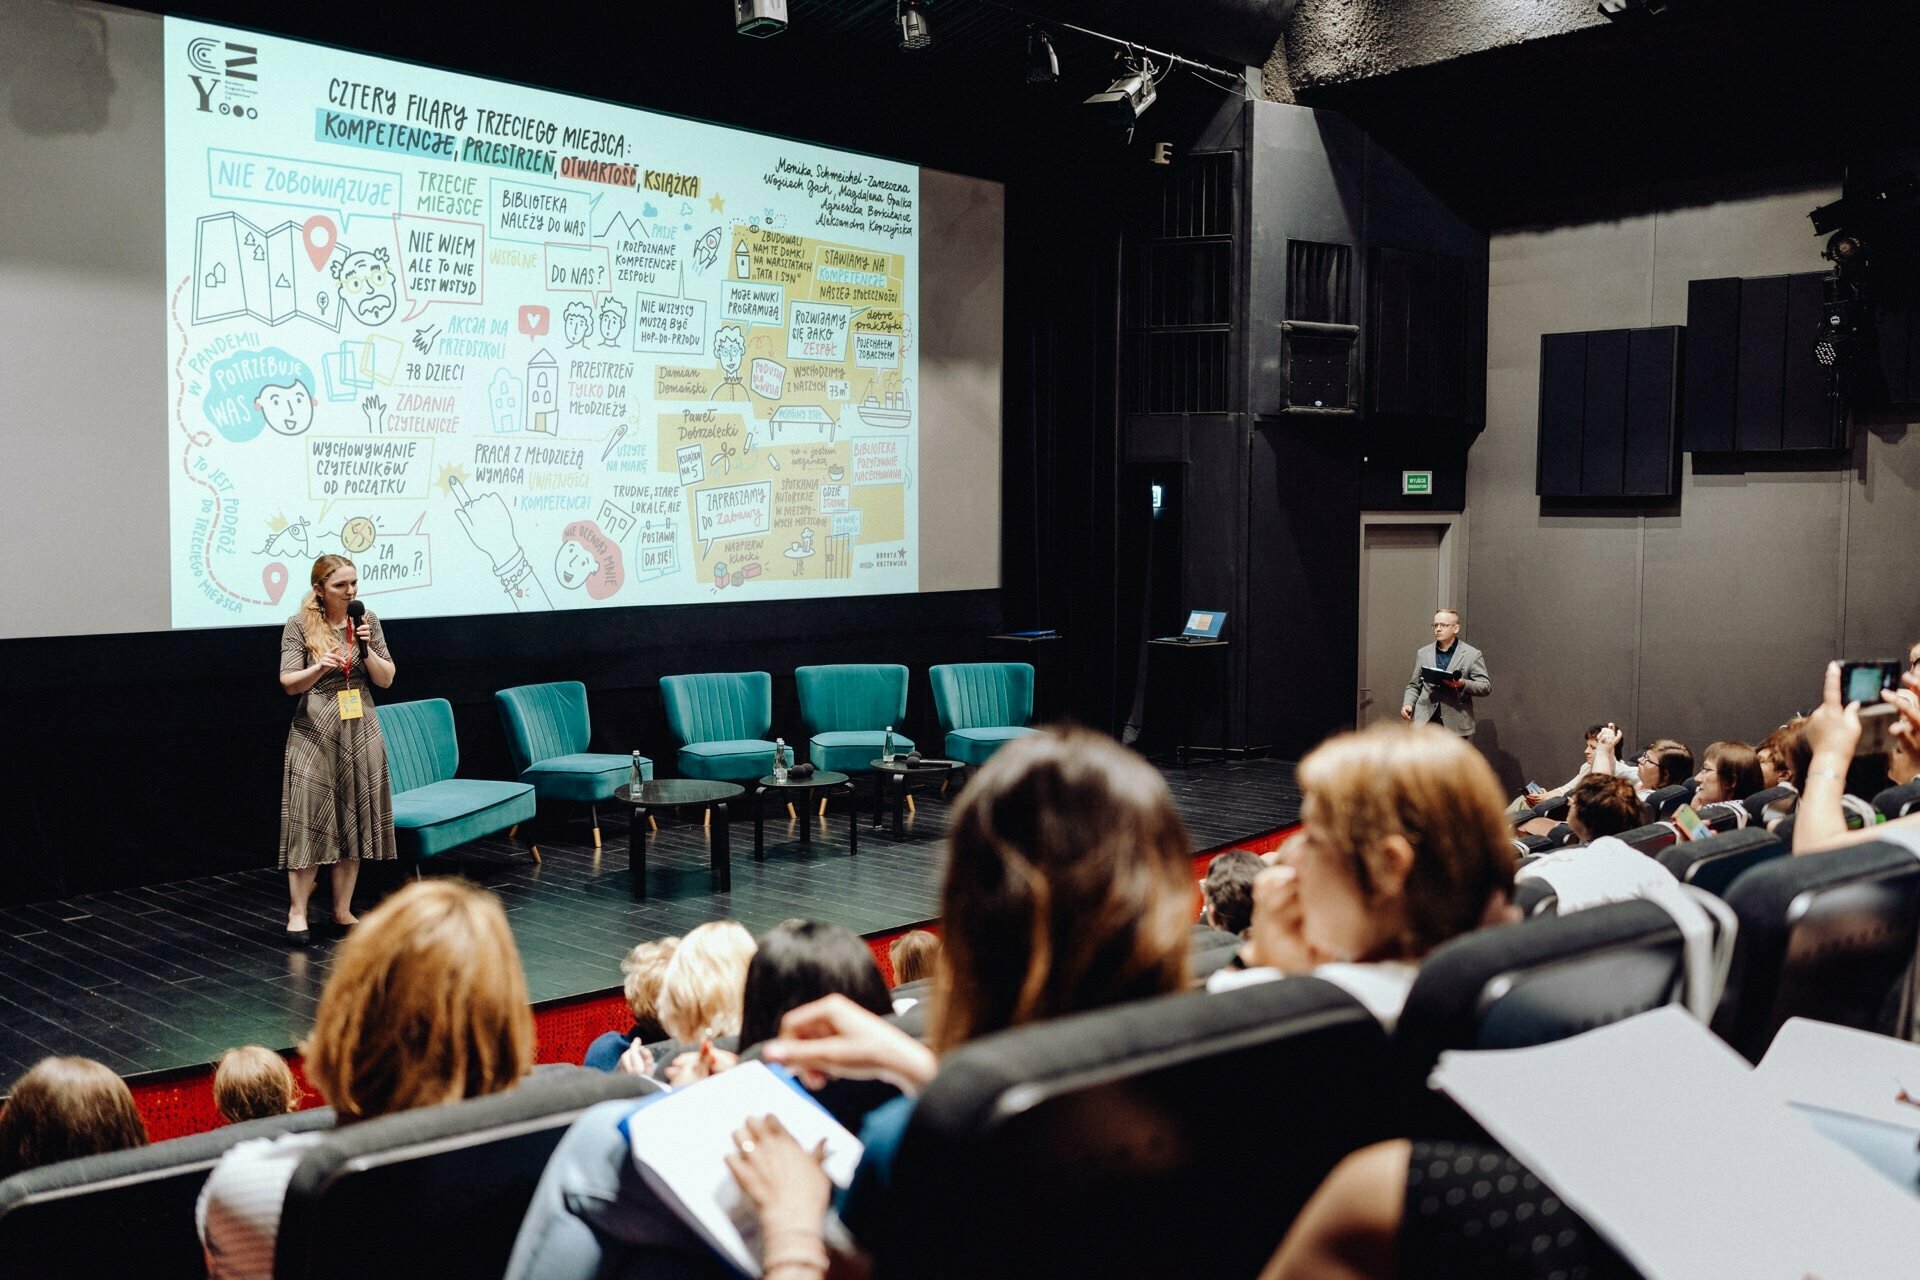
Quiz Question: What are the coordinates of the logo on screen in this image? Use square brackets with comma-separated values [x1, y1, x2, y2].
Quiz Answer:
[185, 37, 260, 117]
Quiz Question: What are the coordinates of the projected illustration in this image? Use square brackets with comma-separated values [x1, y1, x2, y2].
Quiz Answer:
[165, 19, 919, 627]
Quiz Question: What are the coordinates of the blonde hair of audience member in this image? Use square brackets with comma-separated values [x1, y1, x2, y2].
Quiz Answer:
[304, 879, 533, 1122]
[931, 726, 1194, 1053]
[1696, 740, 1763, 806]
[213, 1047, 299, 1126]
[0, 1056, 149, 1177]
[656, 920, 757, 1042]
[1252, 723, 1515, 969]
[887, 929, 941, 987]
[620, 937, 678, 1026]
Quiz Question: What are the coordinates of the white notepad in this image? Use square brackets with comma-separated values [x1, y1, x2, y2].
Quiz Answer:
[1431, 1008, 1920, 1280]
[623, 1061, 864, 1276]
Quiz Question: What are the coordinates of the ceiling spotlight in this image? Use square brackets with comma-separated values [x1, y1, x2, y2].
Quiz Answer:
[733, 0, 787, 38]
[898, 0, 931, 51]
[1824, 230, 1868, 270]
[1026, 27, 1059, 84]
[1084, 56, 1158, 128]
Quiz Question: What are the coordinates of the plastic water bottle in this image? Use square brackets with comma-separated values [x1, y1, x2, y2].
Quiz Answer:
[883, 725, 897, 764]
[630, 751, 644, 794]
[773, 738, 789, 783]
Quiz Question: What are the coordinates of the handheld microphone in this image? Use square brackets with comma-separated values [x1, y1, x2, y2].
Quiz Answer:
[345, 600, 367, 661]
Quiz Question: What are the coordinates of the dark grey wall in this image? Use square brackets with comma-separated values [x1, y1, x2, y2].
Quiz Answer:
[1467, 184, 1920, 789]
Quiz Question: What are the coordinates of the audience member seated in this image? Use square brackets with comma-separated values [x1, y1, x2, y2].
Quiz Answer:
[621, 921, 756, 1085]
[1201, 848, 1263, 937]
[0, 1056, 148, 1179]
[1565, 773, 1642, 844]
[1594, 725, 1693, 801]
[886, 929, 940, 988]
[1693, 740, 1764, 809]
[505, 725, 1198, 1280]
[1205, 723, 1517, 1030]
[213, 1047, 299, 1126]
[1503, 722, 1634, 820]
[196, 879, 534, 1280]
[582, 937, 678, 1072]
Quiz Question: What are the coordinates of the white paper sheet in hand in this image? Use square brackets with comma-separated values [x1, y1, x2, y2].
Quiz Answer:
[624, 1061, 864, 1276]
[1754, 1016, 1920, 1132]
[1431, 1007, 1920, 1280]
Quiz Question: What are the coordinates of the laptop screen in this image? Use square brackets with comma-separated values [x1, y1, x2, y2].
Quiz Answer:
[1182, 610, 1226, 639]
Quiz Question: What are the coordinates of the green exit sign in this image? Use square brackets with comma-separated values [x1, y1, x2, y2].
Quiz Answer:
[1402, 470, 1434, 496]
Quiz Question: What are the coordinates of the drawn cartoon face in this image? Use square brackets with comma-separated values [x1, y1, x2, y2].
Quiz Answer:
[554, 537, 599, 590]
[255, 381, 314, 436]
[333, 250, 396, 325]
[714, 326, 745, 378]
[564, 302, 595, 347]
[598, 300, 627, 346]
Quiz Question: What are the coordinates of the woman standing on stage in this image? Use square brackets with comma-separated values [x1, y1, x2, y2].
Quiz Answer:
[277, 554, 395, 943]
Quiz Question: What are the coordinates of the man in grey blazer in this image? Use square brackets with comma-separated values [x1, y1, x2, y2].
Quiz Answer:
[1400, 608, 1491, 737]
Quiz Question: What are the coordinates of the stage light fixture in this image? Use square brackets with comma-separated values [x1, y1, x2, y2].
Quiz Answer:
[898, 0, 931, 50]
[1084, 55, 1158, 128]
[1026, 27, 1059, 83]
[1825, 230, 1868, 269]
[733, 0, 787, 38]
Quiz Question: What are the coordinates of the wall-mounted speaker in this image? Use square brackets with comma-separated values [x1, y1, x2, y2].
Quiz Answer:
[1280, 320, 1358, 415]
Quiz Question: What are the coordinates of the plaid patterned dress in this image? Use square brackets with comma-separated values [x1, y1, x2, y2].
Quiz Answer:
[278, 614, 397, 870]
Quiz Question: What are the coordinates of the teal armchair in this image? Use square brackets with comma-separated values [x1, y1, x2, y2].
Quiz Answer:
[379, 698, 538, 864]
[929, 663, 1041, 766]
[495, 681, 650, 848]
[659, 672, 777, 784]
[795, 664, 914, 775]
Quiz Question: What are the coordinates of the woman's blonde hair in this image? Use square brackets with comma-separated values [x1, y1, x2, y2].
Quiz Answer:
[213, 1045, 299, 1125]
[656, 921, 756, 1041]
[1296, 723, 1516, 960]
[303, 879, 533, 1123]
[620, 937, 679, 1022]
[932, 727, 1193, 1054]
[888, 929, 942, 986]
[297, 553, 355, 660]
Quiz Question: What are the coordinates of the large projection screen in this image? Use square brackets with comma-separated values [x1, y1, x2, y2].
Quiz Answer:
[0, 2, 1002, 639]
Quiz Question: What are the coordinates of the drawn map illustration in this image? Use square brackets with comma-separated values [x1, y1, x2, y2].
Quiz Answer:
[165, 19, 919, 626]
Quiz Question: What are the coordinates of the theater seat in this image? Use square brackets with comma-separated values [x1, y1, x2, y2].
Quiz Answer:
[1617, 821, 1683, 856]
[1393, 901, 1690, 1132]
[0, 1106, 333, 1280]
[871, 979, 1395, 1280]
[1656, 827, 1785, 897]
[1645, 782, 1693, 818]
[1874, 778, 1920, 819]
[1712, 840, 1920, 1062]
[273, 1068, 655, 1280]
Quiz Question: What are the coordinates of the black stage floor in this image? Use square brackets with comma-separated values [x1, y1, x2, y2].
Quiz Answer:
[0, 757, 1299, 1083]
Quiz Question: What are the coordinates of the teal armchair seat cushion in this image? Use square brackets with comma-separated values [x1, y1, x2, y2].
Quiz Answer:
[795, 665, 911, 775]
[379, 698, 535, 860]
[496, 681, 650, 803]
[929, 663, 1037, 767]
[519, 753, 648, 802]
[392, 778, 536, 860]
[810, 730, 916, 775]
[678, 739, 777, 783]
[944, 726, 1040, 767]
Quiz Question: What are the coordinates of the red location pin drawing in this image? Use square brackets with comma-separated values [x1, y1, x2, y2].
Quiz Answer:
[263, 562, 289, 605]
[302, 216, 339, 272]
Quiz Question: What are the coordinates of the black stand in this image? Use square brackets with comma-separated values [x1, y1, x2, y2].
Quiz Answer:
[1147, 638, 1232, 766]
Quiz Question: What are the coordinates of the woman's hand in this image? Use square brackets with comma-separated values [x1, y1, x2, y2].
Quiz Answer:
[725, 1114, 831, 1243]
[664, 1041, 738, 1086]
[1884, 672, 1920, 744]
[1242, 864, 1324, 974]
[761, 993, 938, 1094]
[1806, 661, 1862, 760]
[615, 1040, 655, 1079]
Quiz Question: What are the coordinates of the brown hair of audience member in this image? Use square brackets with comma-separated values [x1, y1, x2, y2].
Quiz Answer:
[303, 879, 533, 1124]
[1700, 741, 1765, 804]
[213, 1046, 298, 1125]
[931, 727, 1194, 1055]
[1779, 717, 1813, 791]
[656, 920, 757, 1042]
[888, 929, 941, 987]
[0, 1056, 148, 1177]
[1567, 773, 1642, 842]
[620, 937, 679, 1029]
[1639, 738, 1695, 791]
[1295, 723, 1516, 959]
[1203, 849, 1265, 937]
